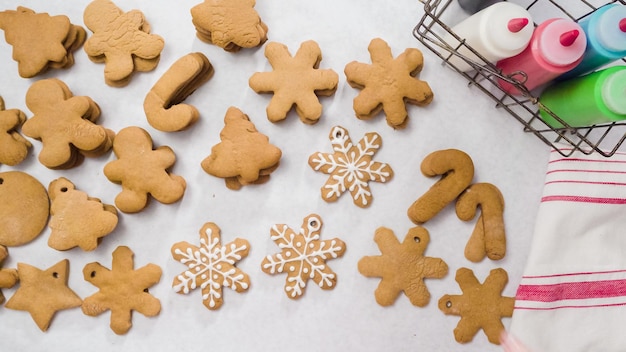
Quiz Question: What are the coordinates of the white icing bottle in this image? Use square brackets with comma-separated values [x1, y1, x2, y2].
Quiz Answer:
[442, 2, 534, 72]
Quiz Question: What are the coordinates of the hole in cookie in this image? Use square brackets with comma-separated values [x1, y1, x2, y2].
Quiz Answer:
[446, 300, 452, 308]
[60, 187, 68, 192]
[413, 236, 421, 243]
[335, 130, 343, 139]
[309, 220, 318, 227]
[52, 272, 59, 278]
[0, 178, 3, 185]
[143, 288, 149, 293]
[90, 271, 96, 278]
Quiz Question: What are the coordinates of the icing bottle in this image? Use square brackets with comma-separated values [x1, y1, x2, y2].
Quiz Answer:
[442, 2, 533, 72]
[559, 3, 626, 79]
[539, 65, 626, 128]
[496, 18, 587, 95]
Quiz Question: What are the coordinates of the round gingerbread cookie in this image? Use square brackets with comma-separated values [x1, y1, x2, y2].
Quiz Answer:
[0, 171, 50, 246]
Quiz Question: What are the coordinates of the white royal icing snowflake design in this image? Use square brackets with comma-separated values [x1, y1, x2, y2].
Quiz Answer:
[171, 222, 250, 310]
[261, 214, 346, 299]
[308, 126, 393, 208]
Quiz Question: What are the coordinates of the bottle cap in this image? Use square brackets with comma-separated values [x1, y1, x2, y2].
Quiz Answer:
[602, 68, 626, 115]
[596, 5, 626, 53]
[483, 2, 533, 55]
[539, 19, 587, 66]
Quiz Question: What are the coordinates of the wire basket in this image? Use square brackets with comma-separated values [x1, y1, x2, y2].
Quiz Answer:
[413, 0, 626, 157]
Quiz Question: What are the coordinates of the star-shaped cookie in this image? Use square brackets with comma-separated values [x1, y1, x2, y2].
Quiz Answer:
[308, 126, 393, 208]
[82, 246, 162, 335]
[358, 226, 448, 307]
[249, 40, 338, 124]
[344, 37, 433, 129]
[261, 214, 346, 299]
[5, 259, 82, 331]
[439, 267, 515, 345]
[172, 222, 250, 310]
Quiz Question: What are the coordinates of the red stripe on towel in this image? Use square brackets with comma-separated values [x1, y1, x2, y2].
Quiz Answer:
[541, 195, 626, 204]
[517, 279, 626, 302]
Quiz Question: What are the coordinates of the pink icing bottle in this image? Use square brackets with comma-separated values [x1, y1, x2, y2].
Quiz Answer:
[496, 18, 587, 95]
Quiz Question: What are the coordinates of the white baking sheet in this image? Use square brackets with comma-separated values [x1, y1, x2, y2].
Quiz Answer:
[0, 1, 550, 351]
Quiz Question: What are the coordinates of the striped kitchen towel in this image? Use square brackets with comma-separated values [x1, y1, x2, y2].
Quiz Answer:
[510, 146, 626, 352]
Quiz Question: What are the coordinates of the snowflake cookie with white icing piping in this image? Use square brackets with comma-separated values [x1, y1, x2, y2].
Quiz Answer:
[308, 126, 394, 208]
[261, 214, 346, 299]
[171, 222, 251, 310]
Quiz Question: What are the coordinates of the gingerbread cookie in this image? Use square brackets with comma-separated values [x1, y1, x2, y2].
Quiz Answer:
[22, 78, 114, 169]
[408, 149, 474, 224]
[201, 106, 281, 190]
[456, 182, 506, 262]
[344, 37, 433, 129]
[358, 226, 448, 307]
[172, 222, 250, 310]
[439, 268, 515, 345]
[308, 126, 393, 208]
[144, 52, 214, 132]
[191, 0, 268, 52]
[0, 6, 85, 77]
[83, 0, 164, 86]
[0, 171, 49, 247]
[48, 177, 118, 251]
[82, 246, 162, 335]
[0, 246, 18, 305]
[261, 214, 346, 299]
[0, 96, 31, 166]
[104, 126, 186, 213]
[5, 259, 82, 331]
[249, 40, 338, 124]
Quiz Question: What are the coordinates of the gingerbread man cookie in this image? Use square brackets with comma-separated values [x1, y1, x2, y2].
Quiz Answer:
[191, 0, 268, 52]
[358, 226, 448, 307]
[249, 40, 338, 124]
[439, 268, 515, 345]
[261, 214, 346, 299]
[83, 0, 164, 86]
[48, 177, 118, 251]
[308, 126, 393, 208]
[172, 222, 251, 310]
[201, 106, 282, 190]
[344, 37, 433, 129]
[0, 246, 18, 305]
[0, 96, 30, 166]
[82, 246, 162, 335]
[104, 126, 186, 213]
[6, 259, 82, 331]
[22, 78, 114, 169]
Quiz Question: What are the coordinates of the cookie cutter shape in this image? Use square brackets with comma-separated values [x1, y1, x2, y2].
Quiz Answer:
[83, 0, 164, 86]
[5, 259, 82, 331]
[172, 222, 251, 310]
[308, 126, 393, 208]
[344, 37, 433, 129]
[48, 177, 118, 251]
[144, 52, 214, 132]
[0, 96, 31, 166]
[201, 106, 281, 190]
[408, 149, 474, 224]
[0, 171, 49, 247]
[0, 246, 18, 305]
[261, 214, 346, 299]
[249, 40, 339, 124]
[82, 246, 162, 335]
[358, 226, 448, 307]
[0, 7, 85, 77]
[104, 126, 186, 213]
[191, 0, 268, 52]
[456, 182, 506, 262]
[439, 268, 515, 345]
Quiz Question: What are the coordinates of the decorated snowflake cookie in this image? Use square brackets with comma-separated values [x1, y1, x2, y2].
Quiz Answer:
[261, 214, 346, 299]
[308, 126, 393, 208]
[171, 222, 251, 310]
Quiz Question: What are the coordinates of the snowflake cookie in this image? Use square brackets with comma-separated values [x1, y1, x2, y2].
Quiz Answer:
[439, 267, 514, 345]
[172, 222, 251, 310]
[261, 214, 346, 299]
[358, 226, 448, 307]
[344, 37, 433, 129]
[308, 126, 393, 208]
